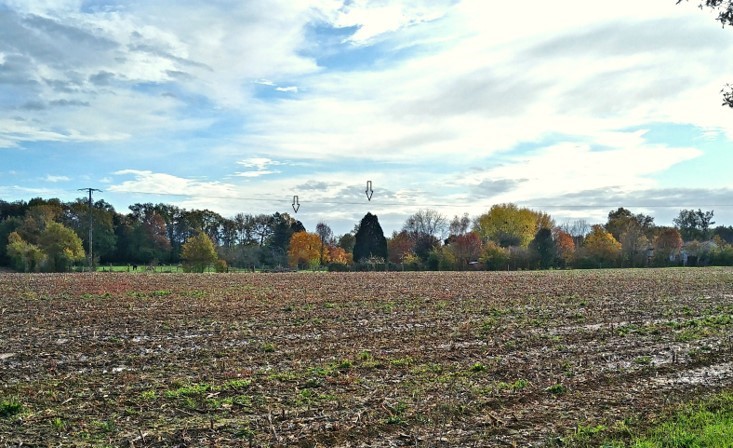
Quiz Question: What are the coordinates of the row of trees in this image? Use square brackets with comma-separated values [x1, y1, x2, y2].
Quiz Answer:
[0, 198, 305, 272]
[2, 196, 733, 272]
[288, 205, 733, 271]
[378, 205, 733, 271]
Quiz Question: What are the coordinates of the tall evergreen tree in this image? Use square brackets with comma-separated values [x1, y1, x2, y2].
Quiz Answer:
[353, 213, 388, 262]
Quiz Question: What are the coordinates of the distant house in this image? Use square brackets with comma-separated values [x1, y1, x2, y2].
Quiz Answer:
[679, 241, 718, 266]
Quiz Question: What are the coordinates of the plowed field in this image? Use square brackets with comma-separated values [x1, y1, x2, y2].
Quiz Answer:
[1, 268, 733, 446]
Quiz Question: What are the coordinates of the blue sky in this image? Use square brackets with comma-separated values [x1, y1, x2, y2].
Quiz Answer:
[2, 0, 733, 236]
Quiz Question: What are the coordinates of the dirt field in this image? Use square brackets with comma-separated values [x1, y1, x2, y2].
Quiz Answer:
[1, 268, 732, 447]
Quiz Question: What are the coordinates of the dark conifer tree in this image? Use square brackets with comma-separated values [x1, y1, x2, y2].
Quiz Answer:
[353, 212, 388, 262]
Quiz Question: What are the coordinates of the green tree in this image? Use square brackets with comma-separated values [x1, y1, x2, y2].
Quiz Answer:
[181, 232, 218, 273]
[337, 233, 356, 254]
[605, 208, 654, 241]
[529, 228, 556, 269]
[0, 217, 22, 267]
[674, 209, 715, 241]
[6, 232, 46, 272]
[480, 241, 510, 270]
[38, 222, 85, 272]
[353, 213, 388, 263]
[265, 213, 304, 266]
[713, 225, 733, 244]
[63, 198, 117, 263]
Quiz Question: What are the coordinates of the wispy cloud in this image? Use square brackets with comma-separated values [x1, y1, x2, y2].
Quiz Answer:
[44, 175, 70, 183]
[110, 170, 237, 197]
[234, 158, 283, 178]
[2, 1, 733, 234]
[275, 86, 298, 93]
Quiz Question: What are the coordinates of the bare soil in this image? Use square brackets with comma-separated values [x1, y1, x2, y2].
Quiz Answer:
[1, 268, 732, 447]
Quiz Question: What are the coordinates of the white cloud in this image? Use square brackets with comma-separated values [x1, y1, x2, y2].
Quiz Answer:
[4, 1, 733, 233]
[110, 170, 238, 198]
[326, 0, 455, 45]
[275, 86, 299, 93]
[234, 158, 283, 177]
[468, 141, 703, 203]
[44, 175, 70, 183]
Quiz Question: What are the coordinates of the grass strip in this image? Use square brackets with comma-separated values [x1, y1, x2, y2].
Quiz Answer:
[567, 391, 733, 447]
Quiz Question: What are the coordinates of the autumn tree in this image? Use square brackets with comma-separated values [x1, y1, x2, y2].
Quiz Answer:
[559, 219, 590, 248]
[288, 232, 323, 269]
[474, 203, 554, 248]
[554, 229, 576, 268]
[604, 208, 654, 267]
[327, 245, 351, 265]
[315, 222, 334, 266]
[445, 232, 483, 270]
[388, 230, 415, 264]
[353, 213, 388, 263]
[181, 232, 218, 273]
[578, 225, 621, 268]
[605, 208, 654, 241]
[653, 227, 684, 266]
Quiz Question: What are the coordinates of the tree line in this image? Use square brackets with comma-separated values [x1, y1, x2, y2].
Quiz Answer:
[2, 197, 732, 272]
[376, 205, 733, 271]
[0, 198, 305, 272]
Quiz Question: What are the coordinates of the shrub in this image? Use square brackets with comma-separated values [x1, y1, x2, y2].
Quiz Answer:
[327, 262, 348, 272]
[214, 259, 228, 273]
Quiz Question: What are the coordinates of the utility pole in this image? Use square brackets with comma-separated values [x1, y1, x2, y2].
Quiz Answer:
[78, 188, 102, 272]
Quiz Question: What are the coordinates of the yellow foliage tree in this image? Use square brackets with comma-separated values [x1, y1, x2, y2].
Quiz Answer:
[580, 225, 621, 268]
[288, 232, 322, 268]
[474, 203, 554, 248]
[181, 232, 218, 273]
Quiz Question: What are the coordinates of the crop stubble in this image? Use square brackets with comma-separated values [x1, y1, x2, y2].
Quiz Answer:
[1, 268, 733, 446]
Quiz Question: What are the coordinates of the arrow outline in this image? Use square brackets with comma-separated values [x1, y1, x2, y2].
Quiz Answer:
[365, 180, 373, 201]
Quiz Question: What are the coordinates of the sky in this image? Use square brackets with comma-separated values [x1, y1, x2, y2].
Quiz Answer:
[2, 0, 733, 236]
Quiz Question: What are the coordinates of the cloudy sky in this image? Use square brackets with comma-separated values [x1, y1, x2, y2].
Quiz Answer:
[2, 0, 733, 236]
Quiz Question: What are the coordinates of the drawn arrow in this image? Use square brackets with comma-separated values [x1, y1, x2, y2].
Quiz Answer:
[365, 180, 373, 201]
[292, 195, 300, 213]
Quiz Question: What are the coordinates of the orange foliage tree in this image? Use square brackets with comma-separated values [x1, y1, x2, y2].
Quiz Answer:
[288, 232, 321, 268]
[653, 228, 683, 266]
[554, 229, 576, 267]
[387, 231, 414, 264]
[327, 245, 351, 265]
